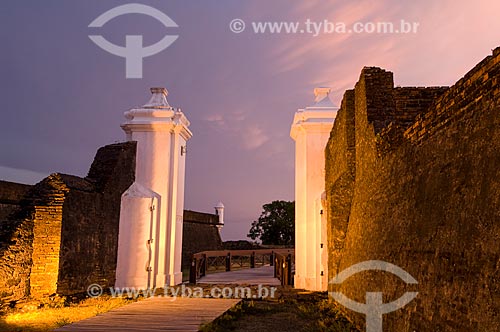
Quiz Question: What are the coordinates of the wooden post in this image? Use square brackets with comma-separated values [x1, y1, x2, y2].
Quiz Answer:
[281, 258, 286, 286]
[225, 252, 231, 271]
[286, 254, 292, 286]
[273, 256, 278, 278]
[200, 254, 207, 277]
[270, 251, 274, 266]
[189, 256, 197, 284]
[250, 251, 255, 268]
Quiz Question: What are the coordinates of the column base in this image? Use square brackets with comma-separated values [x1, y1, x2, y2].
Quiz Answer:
[154, 273, 167, 288]
[164, 272, 183, 286]
[115, 275, 149, 290]
[294, 275, 323, 291]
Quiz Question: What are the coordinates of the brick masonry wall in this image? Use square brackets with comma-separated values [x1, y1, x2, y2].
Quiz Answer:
[326, 48, 500, 331]
[325, 89, 356, 274]
[182, 210, 223, 270]
[0, 181, 32, 203]
[1, 141, 225, 302]
[404, 47, 500, 144]
[0, 207, 33, 303]
[0, 181, 33, 303]
[0, 142, 137, 303]
[0, 181, 31, 220]
[57, 142, 136, 295]
[29, 175, 68, 299]
[393, 87, 449, 128]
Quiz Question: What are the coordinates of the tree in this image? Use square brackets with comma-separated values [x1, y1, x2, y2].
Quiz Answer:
[247, 200, 295, 245]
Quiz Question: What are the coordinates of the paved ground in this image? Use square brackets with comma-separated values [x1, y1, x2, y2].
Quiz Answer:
[55, 297, 240, 332]
[197, 265, 280, 285]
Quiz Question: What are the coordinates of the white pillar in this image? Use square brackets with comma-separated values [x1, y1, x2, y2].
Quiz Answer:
[290, 87, 337, 291]
[116, 87, 192, 289]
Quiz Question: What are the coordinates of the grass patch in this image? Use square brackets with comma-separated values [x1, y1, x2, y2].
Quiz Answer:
[0, 296, 135, 332]
[200, 291, 359, 332]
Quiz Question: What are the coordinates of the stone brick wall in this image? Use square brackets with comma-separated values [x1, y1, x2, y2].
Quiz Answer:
[0, 205, 33, 303]
[0, 142, 136, 303]
[0, 180, 31, 220]
[1, 140, 226, 302]
[404, 47, 500, 144]
[325, 48, 500, 331]
[29, 175, 68, 299]
[325, 89, 356, 274]
[57, 142, 136, 295]
[182, 210, 223, 270]
[0, 181, 33, 303]
[393, 87, 449, 128]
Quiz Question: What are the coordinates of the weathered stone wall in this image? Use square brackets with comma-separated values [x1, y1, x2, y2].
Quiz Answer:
[325, 89, 356, 274]
[393, 87, 449, 128]
[0, 181, 33, 303]
[57, 142, 136, 295]
[0, 142, 136, 302]
[0, 181, 31, 220]
[29, 175, 68, 299]
[182, 210, 223, 270]
[326, 48, 500, 331]
[0, 202, 33, 303]
[0, 141, 226, 301]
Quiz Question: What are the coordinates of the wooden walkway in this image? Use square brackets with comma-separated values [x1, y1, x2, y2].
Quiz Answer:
[55, 297, 240, 332]
[197, 265, 280, 285]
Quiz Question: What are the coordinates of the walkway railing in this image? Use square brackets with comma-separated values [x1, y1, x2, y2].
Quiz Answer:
[273, 251, 294, 286]
[189, 249, 294, 286]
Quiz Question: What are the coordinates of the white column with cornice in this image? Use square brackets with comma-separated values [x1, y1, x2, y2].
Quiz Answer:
[290, 87, 337, 291]
[116, 87, 192, 289]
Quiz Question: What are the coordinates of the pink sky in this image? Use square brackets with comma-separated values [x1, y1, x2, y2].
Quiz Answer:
[1, 0, 499, 240]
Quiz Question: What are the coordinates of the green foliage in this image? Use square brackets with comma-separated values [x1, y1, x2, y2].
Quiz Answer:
[247, 200, 295, 245]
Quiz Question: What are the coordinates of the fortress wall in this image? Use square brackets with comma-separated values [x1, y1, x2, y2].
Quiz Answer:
[29, 175, 68, 299]
[57, 142, 136, 295]
[0, 143, 136, 302]
[404, 47, 500, 144]
[0, 199, 33, 303]
[376, 87, 449, 155]
[182, 210, 223, 271]
[0, 181, 31, 220]
[325, 89, 356, 274]
[1, 141, 224, 302]
[326, 48, 500, 331]
[393, 87, 449, 128]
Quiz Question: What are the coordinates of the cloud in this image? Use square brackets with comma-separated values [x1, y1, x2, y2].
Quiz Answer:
[205, 111, 269, 150]
[205, 113, 226, 127]
[242, 125, 270, 150]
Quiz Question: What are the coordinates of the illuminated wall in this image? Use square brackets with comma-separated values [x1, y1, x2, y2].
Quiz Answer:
[325, 48, 500, 330]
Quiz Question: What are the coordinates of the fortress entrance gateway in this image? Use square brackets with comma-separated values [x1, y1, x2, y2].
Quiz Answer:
[115, 88, 192, 288]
